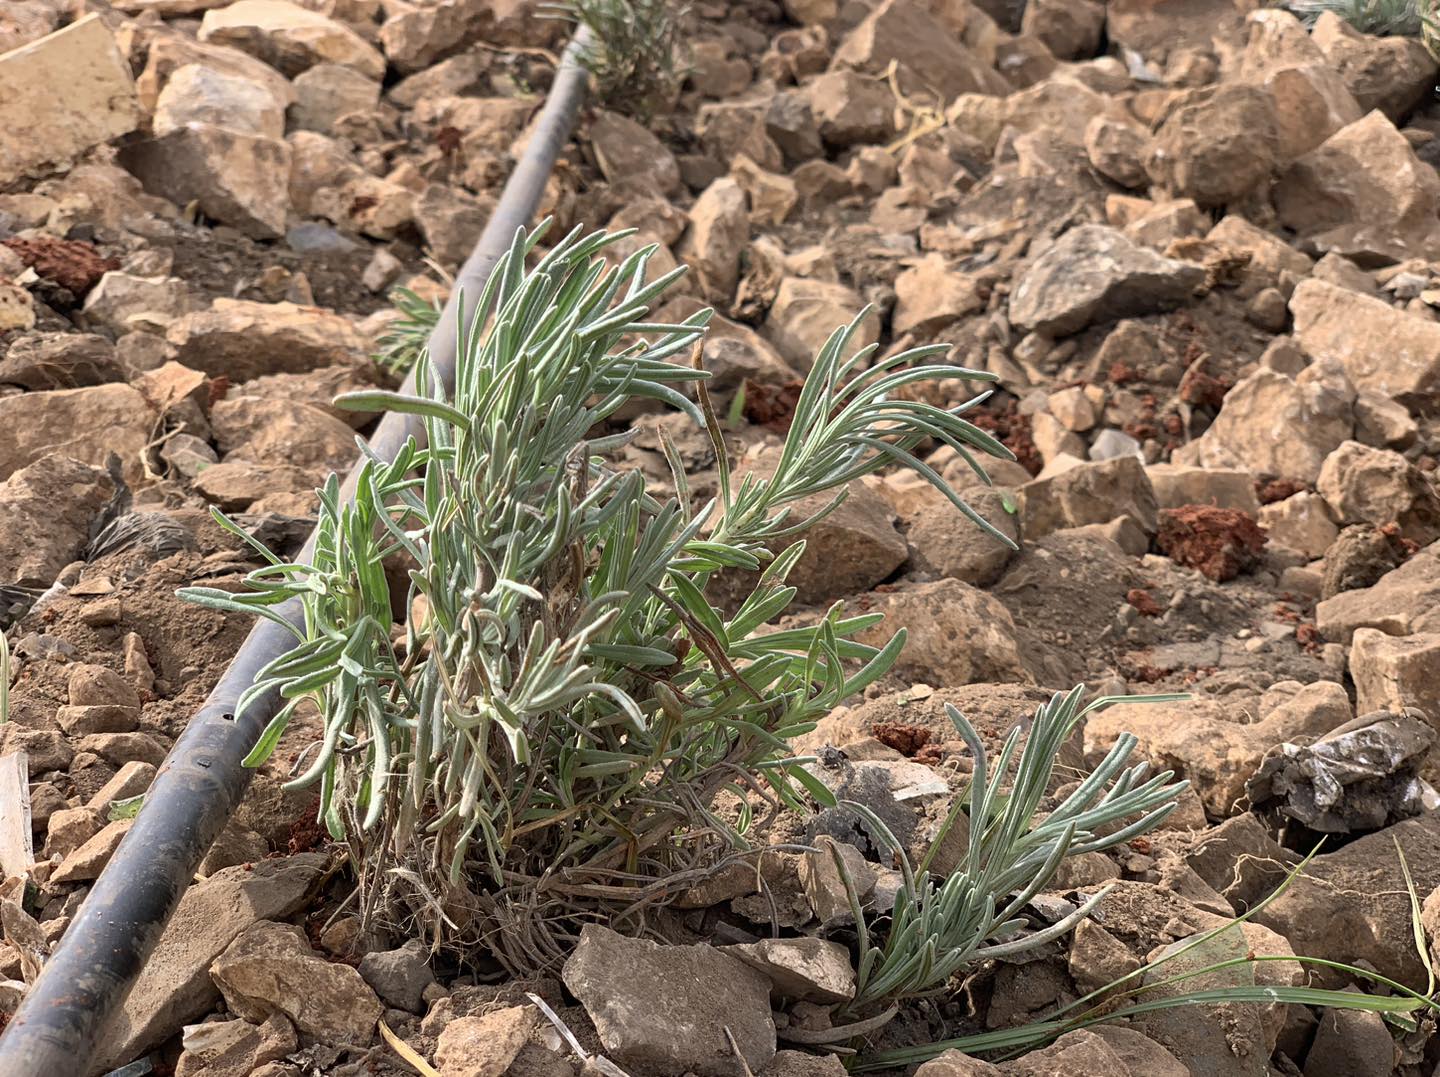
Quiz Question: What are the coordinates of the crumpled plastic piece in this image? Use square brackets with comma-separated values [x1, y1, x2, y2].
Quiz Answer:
[1246, 710, 1439, 833]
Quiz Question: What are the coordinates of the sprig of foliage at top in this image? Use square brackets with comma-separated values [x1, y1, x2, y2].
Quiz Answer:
[1285, 0, 1431, 38]
[179, 222, 1024, 969]
[372, 286, 443, 378]
[562, 0, 688, 121]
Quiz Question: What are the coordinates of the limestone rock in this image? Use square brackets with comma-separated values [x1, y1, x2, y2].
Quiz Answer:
[1259, 491, 1339, 559]
[1146, 463, 1260, 515]
[1290, 279, 1440, 410]
[1206, 215, 1314, 298]
[1002, 1028, 1188, 1076]
[211, 920, 382, 1044]
[830, 0, 1008, 100]
[1009, 225, 1204, 336]
[1317, 441, 1440, 544]
[806, 69, 897, 149]
[290, 64, 380, 135]
[0, 283, 34, 332]
[413, 183, 490, 270]
[1020, 456, 1158, 538]
[83, 272, 201, 335]
[677, 177, 749, 304]
[1172, 367, 1352, 484]
[166, 299, 369, 382]
[1255, 812, 1440, 986]
[174, 1014, 296, 1077]
[853, 578, 1029, 687]
[0, 384, 155, 485]
[154, 63, 287, 140]
[1021, 0, 1103, 60]
[562, 924, 776, 1077]
[356, 939, 436, 1013]
[917, 1050, 1003, 1077]
[1084, 116, 1149, 188]
[1276, 111, 1440, 264]
[897, 482, 1019, 587]
[0, 455, 115, 588]
[1304, 1006, 1396, 1077]
[200, 0, 385, 78]
[433, 1006, 538, 1077]
[1350, 628, 1440, 717]
[1134, 924, 1300, 1075]
[764, 276, 879, 369]
[893, 254, 984, 335]
[1145, 84, 1279, 207]
[0, 15, 142, 186]
[726, 938, 856, 1003]
[1312, 11, 1438, 121]
[121, 124, 292, 239]
[589, 110, 681, 195]
[1085, 682, 1353, 817]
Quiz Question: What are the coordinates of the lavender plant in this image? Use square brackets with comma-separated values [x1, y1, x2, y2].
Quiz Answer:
[181, 223, 1021, 967]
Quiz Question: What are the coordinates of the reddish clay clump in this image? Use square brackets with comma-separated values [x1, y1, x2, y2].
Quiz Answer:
[1255, 477, 1306, 504]
[2, 235, 117, 296]
[1126, 588, 1162, 616]
[1157, 505, 1267, 582]
[742, 378, 804, 433]
[872, 721, 932, 757]
[970, 403, 1042, 475]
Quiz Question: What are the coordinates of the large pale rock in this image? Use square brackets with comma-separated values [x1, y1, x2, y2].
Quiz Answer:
[154, 63, 287, 140]
[589, 110, 681, 195]
[434, 1006, 538, 1077]
[782, 481, 907, 605]
[173, 1013, 296, 1077]
[0, 15, 141, 186]
[806, 69, 897, 148]
[0, 455, 115, 588]
[1146, 463, 1260, 515]
[1350, 628, 1440, 717]
[1259, 491, 1339, 559]
[896, 482, 1019, 587]
[413, 183, 489, 270]
[211, 920, 382, 1044]
[1239, 11, 1362, 161]
[1145, 84, 1279, 207]
[166, 299, 369, 381]
[1135, 924, 1300, 1075]
[0, 384, 155, 485]
[120, 124, 292, 239]
[1173, 367, 1353, 483]
[764, 277, 879, 369]
[83, 272, 201, 335]
[1276, 111, 1440, 265]
[1021, 0, 1103, 60]
[137, 32, 296, 116]
[1317, 543, 1440, 643]
[726, 938, 856, 1003]
[1312, 11, 1438, 121]
[831, 0, 1008, 100]
[1206, 214, 1314, 297]
[1085, 682, 1353, 818]
[0, 332, 120, 390]
[1009, 225, 1204, 336]
[1317, 441, 1440, 544]
[562, 924, 776, 1077]
[677, 177, 749, 304]
[200, 0, 385, 78]
[289, 63, 380, 135]
[893, 254, 984, 334]
[1256, 812, 1440, 986]
[1021, 456, 1158, 538]
[211, 395, 357, 472]
[1290, 279, 1440, 410]
[95, 854, 328, 1071]
[853, 578, 1029, 687]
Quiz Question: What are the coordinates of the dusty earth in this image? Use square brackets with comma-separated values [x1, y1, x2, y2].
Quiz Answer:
[4, 0, 1440, 1074]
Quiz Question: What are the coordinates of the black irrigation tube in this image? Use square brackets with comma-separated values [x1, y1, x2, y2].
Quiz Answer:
[0, 25, 593, 1077]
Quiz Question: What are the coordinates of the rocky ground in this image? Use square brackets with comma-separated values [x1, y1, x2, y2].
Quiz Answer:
[4, 0, 1440, 1074]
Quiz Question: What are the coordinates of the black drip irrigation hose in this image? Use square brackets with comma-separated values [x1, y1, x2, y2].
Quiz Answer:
[0, 26, 593, 1076]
